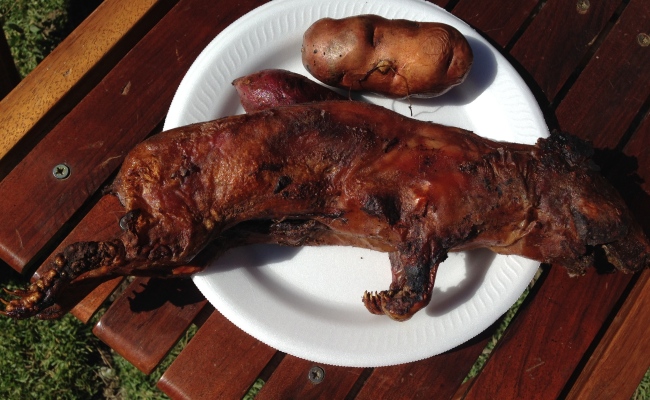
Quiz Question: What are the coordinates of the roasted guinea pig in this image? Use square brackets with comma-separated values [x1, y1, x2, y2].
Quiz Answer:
[2, 101, 648, 320]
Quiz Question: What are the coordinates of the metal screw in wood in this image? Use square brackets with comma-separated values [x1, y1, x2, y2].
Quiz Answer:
[576, 0, 590, 14]
[308, 366, 325, 384]
[52, 164, 70, 179]
[638, 33, 650, 47]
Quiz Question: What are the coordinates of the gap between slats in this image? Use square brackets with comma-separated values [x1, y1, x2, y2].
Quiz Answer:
[558, 270, 646, 398]
[549, 0, 632, 112]
[16, 122, 165, 280]
[0, 0, 180, 181]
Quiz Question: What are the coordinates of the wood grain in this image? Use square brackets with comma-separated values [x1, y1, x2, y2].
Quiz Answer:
[93, 276, 207, 374]
[451, 0, 539, 48]
[355, 329, 495, 400]
[0, 0, 269, 272]
[566, 269, 650, 400]
[555, 0, 650, 148]
[25, 195, 125, 323]
[255, 357, 364, 400]
[0, 0, 170, 161]
[157, 310, 277, 399]
[510, 0, 622, 101]
[462, 267, 633, 399]
[564, 108, 650, 399]
[1, 0, 648, 397]
[71, 278, 123, 324]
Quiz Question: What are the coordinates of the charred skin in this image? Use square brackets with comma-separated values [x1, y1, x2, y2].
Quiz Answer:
[2, 101, 648, 320]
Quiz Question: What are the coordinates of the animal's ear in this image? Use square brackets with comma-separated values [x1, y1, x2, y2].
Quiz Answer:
[538, 131, 598, 170]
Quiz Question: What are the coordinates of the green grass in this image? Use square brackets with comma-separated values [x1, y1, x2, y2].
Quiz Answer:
[1, 0, 102, 77]
[0, 268, 104, 399]
[1, 1, 648, 398]
[0, 310, 104, 397]
[1, 0, 71, 77]
[636, 370, 650, 400]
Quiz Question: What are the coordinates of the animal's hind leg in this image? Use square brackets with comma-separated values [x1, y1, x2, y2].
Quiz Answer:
[1, 240, 126, 319]
[363, 239, 446, 321]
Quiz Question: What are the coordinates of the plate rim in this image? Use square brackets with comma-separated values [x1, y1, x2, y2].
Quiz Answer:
[164, 0, 547, 367]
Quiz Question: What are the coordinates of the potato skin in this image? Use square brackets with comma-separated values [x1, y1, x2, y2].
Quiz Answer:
[301, 14, 473, 98]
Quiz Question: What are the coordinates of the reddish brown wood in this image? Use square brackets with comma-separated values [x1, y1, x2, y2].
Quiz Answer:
[71, 278, 123, 324]
[93, 276, 208, 374]
[462, 266, 633, 399]
[29, 195, 125, 323]
[0, 0, 179, 166]
[0, 26, 20, 98]
[567, 269, 650, 400]
[0, 0, 648, 398]
[555, 0, 650, 148]
[255, 356, 364, 400]
[34, 195, 125, 279]
[355, 330, 494, 400]
[157, 310, 277, 399]
[510, 0, 622, 101]
[451, 0, 539, 48]
[0, 0, 270, 272]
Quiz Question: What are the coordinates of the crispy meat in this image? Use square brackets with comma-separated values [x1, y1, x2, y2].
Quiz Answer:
[2, 101, 648, 320]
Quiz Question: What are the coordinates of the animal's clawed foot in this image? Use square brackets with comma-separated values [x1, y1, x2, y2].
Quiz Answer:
[1, 240, 126, 320]
[363, 287, 431, 322]
[0, 269, 64, 319]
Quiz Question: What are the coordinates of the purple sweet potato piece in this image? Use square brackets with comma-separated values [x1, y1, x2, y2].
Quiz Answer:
[232, 69, 346, 112]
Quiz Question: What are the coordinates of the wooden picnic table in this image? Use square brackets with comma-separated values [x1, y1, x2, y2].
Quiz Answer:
[1, 0, 648, 398]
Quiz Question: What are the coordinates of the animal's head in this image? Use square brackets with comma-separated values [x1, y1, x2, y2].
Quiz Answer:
[534, 131, 649, 274]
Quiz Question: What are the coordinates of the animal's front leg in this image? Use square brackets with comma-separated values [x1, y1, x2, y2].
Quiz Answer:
[363, 240, 446, 321]
[1, 240, 126, 319]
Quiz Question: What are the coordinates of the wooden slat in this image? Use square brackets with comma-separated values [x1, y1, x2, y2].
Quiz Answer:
[460, 1, 649, 396]
[462, 267, 632, 399]
[355, 329, 496, 400]
[255, 357, 365, 400]
[451, 0, 539, 48]
[71, 277, 123, 324]
[0, 0, 173, 162]
[157, 310, 278, 399]
[566, 269, 650, 400]
[0, 0, 269, 272]
[555, 0, 650, 148]
[0, 26, 20, 99]
[566, 109, 650, 399]
[93, 276, 207, 374]
[29, 194, 125, 323]
[159, 279, 497, 399]
[253, 317, 500, 399]
[510, 0, 622, 101]
[563, 112, 650, 398]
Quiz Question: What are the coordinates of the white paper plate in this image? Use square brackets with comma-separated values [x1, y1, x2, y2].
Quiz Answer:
[164, 0, 548, 367]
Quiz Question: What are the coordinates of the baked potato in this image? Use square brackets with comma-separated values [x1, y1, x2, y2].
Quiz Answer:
[301, 14, 473, 98]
